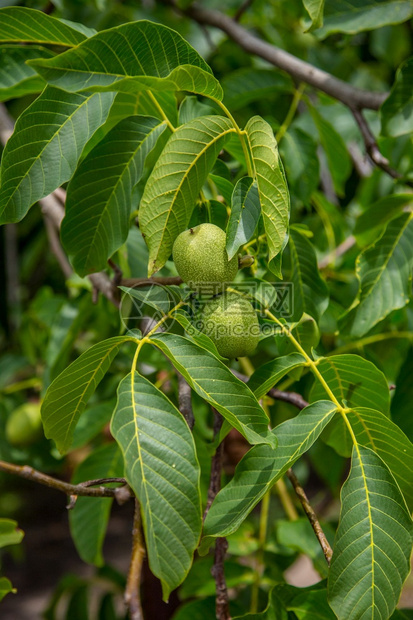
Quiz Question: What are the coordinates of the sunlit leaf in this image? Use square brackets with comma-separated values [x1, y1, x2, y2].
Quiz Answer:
[339, 213, 413, 337]
[201, 401, 336, 551]
[139, 116, 234, 275]
[0, 7, 88, 46]
[111, 373, 201, 599]
[41, 336, 131, 453]
[29, 20, 222, 100]
[150, 333, 276, 448]
[0, 86, 114, 224]
[62, 116, 168, 276]
[226, 176, 261, 260]
[328, 445, 413, 620]
[245, 116, 289, 265]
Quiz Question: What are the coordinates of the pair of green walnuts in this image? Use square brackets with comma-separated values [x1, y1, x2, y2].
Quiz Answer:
[172, 224, 260, 359]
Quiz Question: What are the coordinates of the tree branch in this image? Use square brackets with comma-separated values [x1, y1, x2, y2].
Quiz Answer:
[286, 468, 333, 565]
[173, 2, 386, 111]
[0, 460, 132, 503]
[231, 369, 309, 409]
[350, 107, 407, 181]
[178, 373, 195, 430]
[204, 409, 231, 620]
[125, 499, 145, 620]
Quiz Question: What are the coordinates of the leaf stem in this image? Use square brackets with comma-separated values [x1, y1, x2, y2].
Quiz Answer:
[215, 99, 254, 177]
[147, 91, 175, 132]
[263, 309, 359, 445]
[275, 82, 306, 144]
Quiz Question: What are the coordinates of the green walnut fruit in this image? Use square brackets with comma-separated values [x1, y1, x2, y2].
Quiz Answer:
[198, 292, 260, 358]
[6, 402, 43, 447]
[172, 223, 238, 294]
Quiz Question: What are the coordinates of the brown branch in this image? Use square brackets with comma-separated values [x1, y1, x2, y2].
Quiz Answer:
[212, 537, 231, 620]
[286, 468, 333, 565]
[125, 499, 145, 620]
[178, 373, 195, 430]
[204, 409, 231, 620]
[44, 214, 73, 279]
[318, 235, 356, 270]
[173, 2, 386, 111]
[234, 0, 254, 21]
[231, 369, 309, 410]
[0, 460, 132, 503]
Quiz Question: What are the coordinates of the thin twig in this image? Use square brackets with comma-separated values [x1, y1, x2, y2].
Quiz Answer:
[125, 499, 145, 620]
[178, 373, 195, 429]
[0, 460, 132, 502]
[286, 468, 333, 565]
[318, 235, 356, 270]
[231, 369, 309, 409]
[204, 410, 224, 519]
[173, 2, 386, 110]
[350, 107, 404, 181]
[44, 215, 73, 279]
[234, 0, 254, 21]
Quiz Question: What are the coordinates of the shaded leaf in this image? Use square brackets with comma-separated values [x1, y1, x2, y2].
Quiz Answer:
[226, 176, 261, 260]
[309, 106, 351, 195]
[41, 336, 131, 453]
[29, 21, 222, 100]
[139, 116, 234, 275]
[201, 401, 336, 551]
[150, 333, 276, 448]
[178, 95, 216, 124]
[381, 57, 413, 137]
[392, 347, 413, 442]
[328, 445, 413, 620]
[0, 86, 114, 225]
[245, 116, 290, 264]
[354, 193, 413, 246]
[62, 115, 168, 276]
[347, 407, 413, 511]
[0, 519, 24, 548]
[111, 373, 201, 599]
[303, 0, 325, 30]
[247, 353, 307, 400]
[71, 401, 114, 450]
[280, 127, 319, 204]
[222, 68, 292, 111]
[0, 577, 15, 602]
[0, 6, 88, 46]
[339, 213, 413, 337]
[69, 443, 123, 566]
[315, 0, 413, 38]
[0, 45, 53, 102]
[289, 227, 329, 322]
[310, 354, 390, 456]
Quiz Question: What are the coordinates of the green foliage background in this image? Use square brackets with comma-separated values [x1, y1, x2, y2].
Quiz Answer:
[0, 0, 412, 618]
